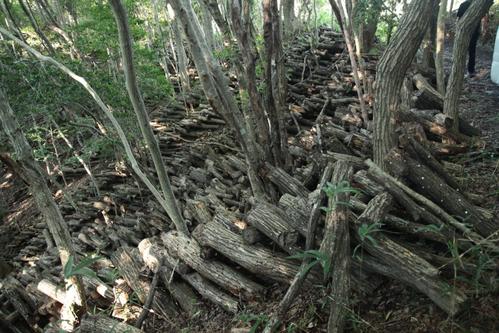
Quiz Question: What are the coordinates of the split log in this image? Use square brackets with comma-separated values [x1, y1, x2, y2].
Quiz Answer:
[319, 161, 353, 333]
[111, 247, 179, 319]
[353, 193, 466, 315]
[246, 201, 300, 253]
[161, 231, 264, 300]
[79, 314, 143, 333]
[138, 238, 237, 313]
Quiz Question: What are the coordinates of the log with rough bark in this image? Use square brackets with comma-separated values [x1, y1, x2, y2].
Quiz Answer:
[319, 161, 353, 333]
[111, 247, 179, 319]
[353, 193, 466, 315]
[79, 314, 143, 333]
[246, 201, 300, 253]
[385, 149, 498, 237]
[264, 163, 310, 198]
[138, 238, 238, 313]
[412, 73, 444, 110]
[161, 231, 264, 300]
[193, 221, 308, 284]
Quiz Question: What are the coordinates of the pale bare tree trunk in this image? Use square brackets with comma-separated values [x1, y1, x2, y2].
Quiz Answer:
[331, 0, 368, 125]
[373, 0, 438, 168]
[444, 0, 492, 132]
[435, 0, 448, 95]
[167, 4, 191, 92]
[0, 87, 86, 331]
[109, 0, 189, 235]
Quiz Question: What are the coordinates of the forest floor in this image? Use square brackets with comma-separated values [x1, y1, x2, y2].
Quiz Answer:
[0, 39, 498, 333]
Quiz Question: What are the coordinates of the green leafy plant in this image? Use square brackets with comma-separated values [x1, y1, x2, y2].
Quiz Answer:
[288, 250, 331, 280]
[352, 221, 383, 259]
[63, 254, 102, 281]
[238, 313, 269, 333]
[321, 181, 361, 212]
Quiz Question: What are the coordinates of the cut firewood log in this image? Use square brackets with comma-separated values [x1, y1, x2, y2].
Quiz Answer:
[278, 194, 309, 236]
[161, 231, 264, 300]
[138, 238, 237, 313]
[264, 163, 310, 198]
[412, 73, 443, 110]
[138, 239, 199, 316]
[405, 138, 462, 191]
[399, 109, 471, 144]
[349, 198, 461, 247]
[386, 149, 498, 237]
[241, 226, 265, 245]
[185, 199, 212, 225]
[246, 201, 300, 253]
[353, 193, 466, 315]
[3, 278, 37, 328]
[37, 279, 66, 304]
[193, 221, 308, 284]
[319, 161, 353, 333]
[111, 247, 179, 319]
[79, 314, 143, 333]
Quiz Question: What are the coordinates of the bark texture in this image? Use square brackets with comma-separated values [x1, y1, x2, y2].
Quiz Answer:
[373, 0, 438, 167]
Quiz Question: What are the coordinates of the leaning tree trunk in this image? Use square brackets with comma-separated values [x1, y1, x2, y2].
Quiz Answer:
[200, 1, 215, 50]
[373, 0, 438, 168]
[444, 0, 493, 131]
[109, 0, 189, 235]
[435, 0, 448, 95]
[0, 88, 86, 331]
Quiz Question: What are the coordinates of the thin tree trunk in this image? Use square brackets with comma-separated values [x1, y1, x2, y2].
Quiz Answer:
[331, 0, 368, 125]
[0, 88, 86, 331]
[109, 0, 189, 235]
[18, 0, 56, 54]
[435, 0, 448, 95]
[200, 1, 215, 50]
[444, 0, 492, 131]
[263, 0, 289, 169]
[1, 0, 26, 43]
[282, 0, 295, 40]
[373, 0, 438, 168]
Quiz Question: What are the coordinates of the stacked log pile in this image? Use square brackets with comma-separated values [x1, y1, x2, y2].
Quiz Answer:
[0, 27, 497, 332]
